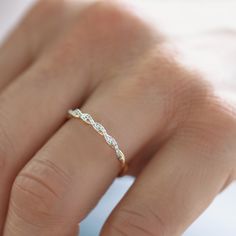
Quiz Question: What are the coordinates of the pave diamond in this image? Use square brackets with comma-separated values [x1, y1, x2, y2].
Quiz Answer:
[74, 109, 82, 117]
[68, 109, 82, 118]
[81, 113, 93, 124]
[68, 108, 126, 175]
[68, 110, 77, 117]
[104, 134, 117, 149]
[93, 123, 106, 135]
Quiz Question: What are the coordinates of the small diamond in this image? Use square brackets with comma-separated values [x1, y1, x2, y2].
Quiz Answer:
[68, 109, 79, 118]
[74, 109, 82, 117]
[81, 113, 93, 124]
[105, 134, 117, 148]
[89, 119, 96, 126]
[93, 123, 106, 135]
[68, 109, 82, 118]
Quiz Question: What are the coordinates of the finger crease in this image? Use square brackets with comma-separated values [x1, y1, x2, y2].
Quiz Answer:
[19, 173, 60, 199]
[127, 221, 156, 236]
[34, 158, 71, 184]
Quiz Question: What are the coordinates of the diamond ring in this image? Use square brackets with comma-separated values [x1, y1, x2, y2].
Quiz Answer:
[68, 108, 128, 176]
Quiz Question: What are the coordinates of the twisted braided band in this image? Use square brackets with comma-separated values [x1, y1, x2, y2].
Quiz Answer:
[68, 108, 128, 176]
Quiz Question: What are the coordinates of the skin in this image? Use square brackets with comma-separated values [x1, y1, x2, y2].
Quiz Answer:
[0, 0, 236, 235]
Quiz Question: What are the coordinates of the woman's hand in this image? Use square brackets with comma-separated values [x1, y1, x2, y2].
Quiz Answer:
[0, 1, 236, 235]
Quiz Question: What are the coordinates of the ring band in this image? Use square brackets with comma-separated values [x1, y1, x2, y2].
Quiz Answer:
[68, 108, 128, 176]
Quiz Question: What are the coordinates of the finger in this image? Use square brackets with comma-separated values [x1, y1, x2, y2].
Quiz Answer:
[0, 0, 81, 90]
[3, 118, 120, 236]
[0, 12, 97, 233]
[0, 0, 154, 176]
[68, 225, 79, 236]
[0, 17, 34, 90]
[3, 80, 139, 235]
[101, 113, 235, 236]
[1, 2, 156, 234]
[2, 49, 197, 235]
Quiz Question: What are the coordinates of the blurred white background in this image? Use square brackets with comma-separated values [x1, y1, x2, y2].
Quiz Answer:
[0, 1, 236, 235]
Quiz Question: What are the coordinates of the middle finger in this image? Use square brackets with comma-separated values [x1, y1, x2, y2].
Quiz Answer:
[0, 5, 115, 231]
[0, 2, 156, 233]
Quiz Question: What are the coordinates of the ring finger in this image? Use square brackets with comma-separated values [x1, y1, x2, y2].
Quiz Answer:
[3, 51, 192, 235]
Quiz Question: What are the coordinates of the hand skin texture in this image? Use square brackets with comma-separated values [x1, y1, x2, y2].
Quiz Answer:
[0, 1, 235, 235]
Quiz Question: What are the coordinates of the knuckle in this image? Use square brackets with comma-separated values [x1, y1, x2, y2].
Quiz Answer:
[84, 1, 148, 36]
[48, 0, 155, 83]
[121, 56, 210, 132]
[23, 0, 65, 25]
[20, 0, 76, 55]
[72, 1, 154, 60]
[105, 206, 167, 236]
[10, 158, 71, 224]
[177, 95, 236, 162]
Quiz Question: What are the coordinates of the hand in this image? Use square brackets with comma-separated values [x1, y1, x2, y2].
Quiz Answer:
[0, 1, 235, 235]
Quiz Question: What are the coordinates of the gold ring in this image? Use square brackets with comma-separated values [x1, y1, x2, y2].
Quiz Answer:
[68, 108, 128, 176]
